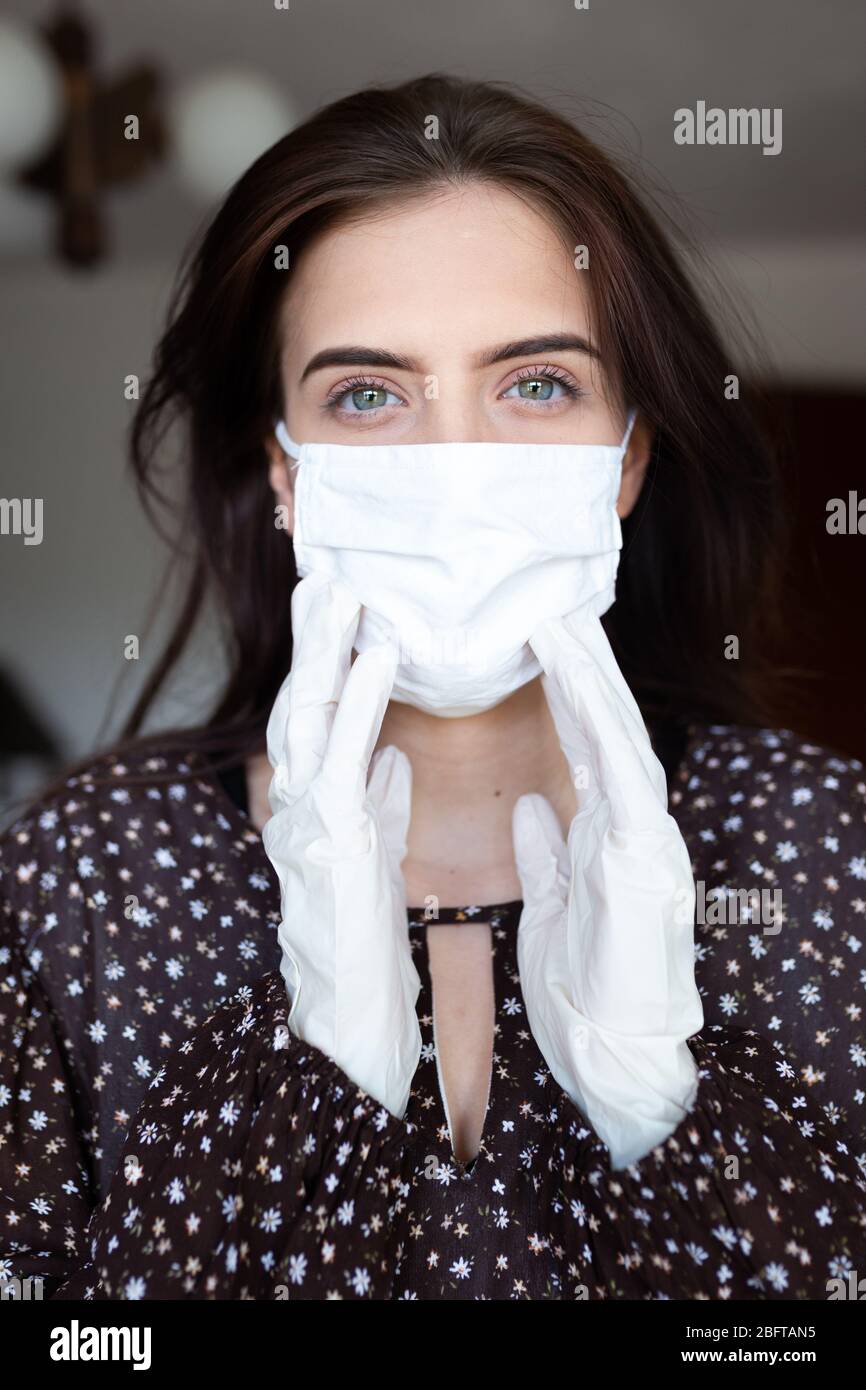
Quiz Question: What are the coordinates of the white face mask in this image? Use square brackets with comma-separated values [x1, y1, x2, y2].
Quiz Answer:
[274, 413, 636, 718]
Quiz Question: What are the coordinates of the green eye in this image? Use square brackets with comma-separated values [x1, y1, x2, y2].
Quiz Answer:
[516, 377, 555, 400]
[350, 386, 390, 411]
[503, 369, 582, 404]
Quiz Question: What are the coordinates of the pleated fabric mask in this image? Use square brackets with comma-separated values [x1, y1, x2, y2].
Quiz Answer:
[274, 412, 636, 718]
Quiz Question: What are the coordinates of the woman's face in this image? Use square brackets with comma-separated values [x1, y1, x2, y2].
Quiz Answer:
[268, 183, 650, 523]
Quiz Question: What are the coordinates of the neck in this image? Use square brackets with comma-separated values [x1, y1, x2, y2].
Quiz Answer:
[375, 677, 576, 907]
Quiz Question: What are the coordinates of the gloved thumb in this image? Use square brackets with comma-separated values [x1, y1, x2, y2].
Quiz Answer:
[512, 793, 569, 918]
[367, 744, 412, 868]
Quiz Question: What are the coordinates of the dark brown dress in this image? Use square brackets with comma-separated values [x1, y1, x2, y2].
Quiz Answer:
[2, 722, 865, 1299]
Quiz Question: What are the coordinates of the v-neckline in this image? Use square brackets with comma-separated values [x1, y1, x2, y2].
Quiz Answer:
[406, 903, 524, 1179]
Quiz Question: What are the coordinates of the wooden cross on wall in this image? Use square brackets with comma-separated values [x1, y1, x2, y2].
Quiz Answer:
[16, 4, 165, 267]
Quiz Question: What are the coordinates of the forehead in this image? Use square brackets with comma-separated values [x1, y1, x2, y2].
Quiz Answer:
[279, 184, 593, 359]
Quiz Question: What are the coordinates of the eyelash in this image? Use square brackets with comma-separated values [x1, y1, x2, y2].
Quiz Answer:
[322, 364, 585, 414]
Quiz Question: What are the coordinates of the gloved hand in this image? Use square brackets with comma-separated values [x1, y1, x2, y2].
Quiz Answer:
[261, 572, 422, 1119]
[512, 609, 704, 1170]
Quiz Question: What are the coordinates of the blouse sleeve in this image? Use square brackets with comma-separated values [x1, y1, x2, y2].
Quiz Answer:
[0, 889, 94, 1294]
[542, 1022, 866, 1299]
[52, 970, 412, 1300]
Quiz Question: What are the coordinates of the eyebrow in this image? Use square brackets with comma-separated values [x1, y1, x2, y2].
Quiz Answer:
[299, 332, 600, 382]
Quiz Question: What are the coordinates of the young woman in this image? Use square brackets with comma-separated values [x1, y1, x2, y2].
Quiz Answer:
[2, 74, 864, 1302]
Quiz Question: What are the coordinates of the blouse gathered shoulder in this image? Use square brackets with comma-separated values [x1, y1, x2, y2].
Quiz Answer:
[1, 723, 865, 1300]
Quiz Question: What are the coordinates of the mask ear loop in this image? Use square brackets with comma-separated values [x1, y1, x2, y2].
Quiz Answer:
[275, 419, 302, 466]
[620, 408, 637, 452]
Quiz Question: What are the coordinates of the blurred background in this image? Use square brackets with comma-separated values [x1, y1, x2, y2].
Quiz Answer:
[1, 0, 864, 823]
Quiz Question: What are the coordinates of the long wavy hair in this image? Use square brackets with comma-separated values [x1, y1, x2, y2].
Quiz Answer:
[58, 73, 793, 789]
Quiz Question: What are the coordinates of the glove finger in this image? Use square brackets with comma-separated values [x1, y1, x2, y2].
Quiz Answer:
[512, 793, 569, 921]
[271, 574, 360, 793]
[539, 670, 600, 802]
[531, 615, 666, 833]
[573, 659, 668, 832]
[367, 744, 412, 870]
[563, 611, 668, 803]
[319, 643, 398, 806]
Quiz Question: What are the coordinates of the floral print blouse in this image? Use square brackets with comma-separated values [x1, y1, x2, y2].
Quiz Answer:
[1, 722, 865, 1300]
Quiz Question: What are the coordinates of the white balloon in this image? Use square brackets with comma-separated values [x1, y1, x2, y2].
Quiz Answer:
[0, 19, 62, 170]
[169, 70, 296, 201]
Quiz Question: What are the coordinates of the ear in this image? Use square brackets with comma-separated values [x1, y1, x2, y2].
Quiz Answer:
[265, 429, 295, 535]
[616, 415, 653, 519]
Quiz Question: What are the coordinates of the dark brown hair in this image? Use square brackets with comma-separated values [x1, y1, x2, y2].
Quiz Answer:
[61, 73, 792, 788]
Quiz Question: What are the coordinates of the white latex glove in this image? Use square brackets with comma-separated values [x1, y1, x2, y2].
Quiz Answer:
[261, 572, 422, 1119]
[513, 610, 704, 1170]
